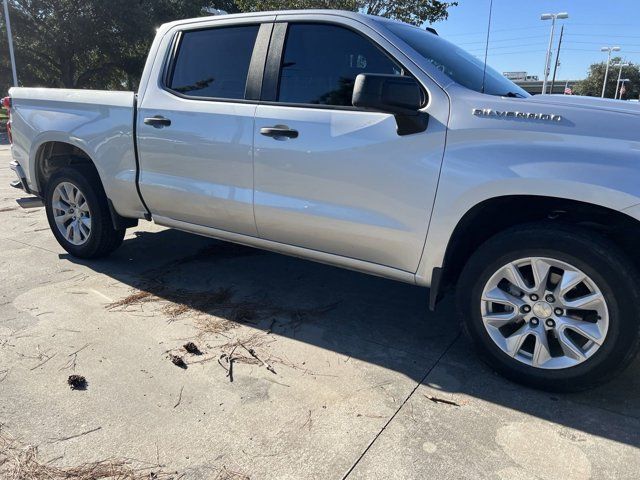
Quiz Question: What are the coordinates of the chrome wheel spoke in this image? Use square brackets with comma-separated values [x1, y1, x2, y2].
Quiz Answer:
[483, 311, 520, 328]
[63, 183, 75, 203]
[482, 286, 525, 310]
[504, 325, 530, 357]
[65, 222, 74, 241]
[55, 212, 73, 224]
[503, 263, 530, 292]
[531, 258, 552, 292]
[557, 316, 604, 346]
[532, 330, 552, 368]
[557, 269, 586, 297]
[557, 330, 587, 361]
[563, 292, 605, 310]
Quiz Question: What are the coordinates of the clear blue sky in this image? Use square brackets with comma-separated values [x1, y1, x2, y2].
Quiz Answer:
[429, 0, 640, 80]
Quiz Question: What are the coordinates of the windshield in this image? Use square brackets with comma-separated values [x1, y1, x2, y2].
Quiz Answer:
[383, 22, 530, 98]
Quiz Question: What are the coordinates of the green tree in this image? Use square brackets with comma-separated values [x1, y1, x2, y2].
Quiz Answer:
[574, 58, 640, 100]
[234, 0, 457, 26]
[0, 0, 238, 94]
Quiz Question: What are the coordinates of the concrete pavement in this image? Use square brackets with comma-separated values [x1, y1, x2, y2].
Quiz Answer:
[0, 146, 638, 479]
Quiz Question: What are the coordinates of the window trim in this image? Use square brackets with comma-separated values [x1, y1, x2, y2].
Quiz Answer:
[161, 22, 270, 104]
[261, 20, 426, 111]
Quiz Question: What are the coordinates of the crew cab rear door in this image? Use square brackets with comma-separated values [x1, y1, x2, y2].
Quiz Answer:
[252, 16, 449, 272]
[136, 16, 274, 236]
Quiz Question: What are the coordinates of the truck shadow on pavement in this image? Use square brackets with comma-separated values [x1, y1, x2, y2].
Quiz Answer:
[61, 227, 640, 450]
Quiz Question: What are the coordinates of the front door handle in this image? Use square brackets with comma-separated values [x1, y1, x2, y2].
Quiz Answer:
[260, 125, 299, 139]
[144, 115, 172, 128]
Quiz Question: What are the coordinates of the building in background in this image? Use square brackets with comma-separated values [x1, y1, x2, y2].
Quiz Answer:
[503, 72, 577, 95]
[503, 71, 539, 82]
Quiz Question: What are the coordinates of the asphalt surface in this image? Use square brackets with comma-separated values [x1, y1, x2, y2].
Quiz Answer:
[0, 146, 638, 479]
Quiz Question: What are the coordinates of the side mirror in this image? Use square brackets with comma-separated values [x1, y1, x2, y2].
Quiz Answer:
[352, 74, 428, 135]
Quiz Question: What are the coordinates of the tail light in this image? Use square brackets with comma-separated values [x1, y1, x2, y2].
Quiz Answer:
[2, 96, 11, 144]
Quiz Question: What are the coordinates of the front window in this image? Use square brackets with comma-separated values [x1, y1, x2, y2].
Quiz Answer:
[278, 23, 403, 106]
[384, 22, 529, 98]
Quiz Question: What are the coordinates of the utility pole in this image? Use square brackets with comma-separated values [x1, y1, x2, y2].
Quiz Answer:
[601, 46, 621, 98]
[541, 12, 568, 95]
[550, 25, 564, 95]
[2, 0, 18, 87]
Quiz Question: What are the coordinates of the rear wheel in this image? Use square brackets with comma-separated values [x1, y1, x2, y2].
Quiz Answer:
[457, 223, 640, 391]
[45, 166, 125, 258]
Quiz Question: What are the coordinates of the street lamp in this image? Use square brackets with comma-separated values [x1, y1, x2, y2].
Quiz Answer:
[541, 12, 569, 95]
[601, 46, 621, 98]
[613, 62, 631, 99]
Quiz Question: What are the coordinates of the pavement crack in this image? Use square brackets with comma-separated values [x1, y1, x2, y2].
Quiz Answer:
[341, 331, 462, 480]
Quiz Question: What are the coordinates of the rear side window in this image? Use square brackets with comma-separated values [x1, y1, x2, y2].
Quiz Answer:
[278, 23, 402, 106]
[169, 25, 259, 100]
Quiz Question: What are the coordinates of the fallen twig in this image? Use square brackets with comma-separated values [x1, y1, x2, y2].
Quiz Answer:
[47, 426, 102, 444]
[174, 386, 184, 409]
[30, 353, 57, 371]
[424, 394, 460, 407]
[239, 342, 276, 375]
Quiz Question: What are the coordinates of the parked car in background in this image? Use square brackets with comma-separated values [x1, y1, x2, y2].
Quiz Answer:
[5, 10, 640, 391]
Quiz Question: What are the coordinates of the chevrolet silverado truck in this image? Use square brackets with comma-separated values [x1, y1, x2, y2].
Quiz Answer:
[5, 10, 640, 391]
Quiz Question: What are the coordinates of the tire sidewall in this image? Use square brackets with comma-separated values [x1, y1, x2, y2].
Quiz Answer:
[458, 225, 640, 390]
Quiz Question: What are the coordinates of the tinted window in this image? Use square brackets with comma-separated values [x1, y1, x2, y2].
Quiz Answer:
[169, 25, 259, 99]
[278, 24, 402, 106]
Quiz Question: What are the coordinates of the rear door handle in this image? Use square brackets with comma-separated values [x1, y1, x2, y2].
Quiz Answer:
[260, 125, 299, 139]
[144, 115, 171, 128]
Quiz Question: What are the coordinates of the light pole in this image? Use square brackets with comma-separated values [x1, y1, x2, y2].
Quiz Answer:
[613, 62, 630, 99]
[541, 12, 568, 95]
[601, 46, 621, 98]
[2, 0, 18, 87]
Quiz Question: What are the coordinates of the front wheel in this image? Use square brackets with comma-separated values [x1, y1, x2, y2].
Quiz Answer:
[45, 166, 125, 258]
[457, 223, 640, 391]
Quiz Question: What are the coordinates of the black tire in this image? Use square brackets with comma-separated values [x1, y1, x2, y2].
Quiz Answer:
[45, 165, 125, 259]
[457, 222, 640, 392]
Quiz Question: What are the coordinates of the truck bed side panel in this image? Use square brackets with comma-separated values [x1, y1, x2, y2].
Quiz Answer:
[8, 87, 147, 219]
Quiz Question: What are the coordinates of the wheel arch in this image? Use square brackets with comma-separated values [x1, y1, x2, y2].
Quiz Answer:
[34, 140, 137, 230]
[430, 195, 640, 308]
[34, 140, 97, 196]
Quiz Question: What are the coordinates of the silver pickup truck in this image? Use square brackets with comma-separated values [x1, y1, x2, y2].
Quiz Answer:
[5, 10, 640, 391]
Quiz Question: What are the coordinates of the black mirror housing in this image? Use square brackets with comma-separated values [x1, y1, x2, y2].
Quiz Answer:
[352, 73, 424, 115]
[352, 74, 428, 135]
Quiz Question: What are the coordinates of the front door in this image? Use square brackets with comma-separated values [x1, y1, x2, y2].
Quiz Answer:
[253, 21, 448, 272]
[137, 20, 270, 236]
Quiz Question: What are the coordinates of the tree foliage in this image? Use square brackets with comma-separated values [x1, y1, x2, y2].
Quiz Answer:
[574, 58, 640, 100]
[234, 0, 456, 26]
[0, 0, 238, 93]
[0, 0, 455, 95]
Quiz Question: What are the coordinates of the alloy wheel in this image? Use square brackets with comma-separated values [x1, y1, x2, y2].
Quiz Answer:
[480, 257, 609, 369]
[51, 181, 92, 246]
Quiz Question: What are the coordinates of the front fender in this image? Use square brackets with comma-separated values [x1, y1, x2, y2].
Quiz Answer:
[416, 88, 640, 286]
